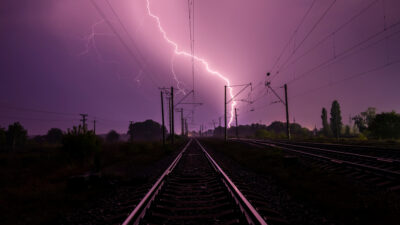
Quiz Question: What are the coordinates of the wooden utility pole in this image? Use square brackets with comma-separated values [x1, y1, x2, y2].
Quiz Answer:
[235, 108, 238, 138]
[224, 85, 227, 141]
[179, 108, 184, 136]
[93, 119, 96, 134]
[284, 84, 291, 140]
[80, 114, 88, 132]
[170, 86, 174, 144]
[185, 119, 189, 136]
[168, 96, 172, 141]
[160, 91, 165, 146]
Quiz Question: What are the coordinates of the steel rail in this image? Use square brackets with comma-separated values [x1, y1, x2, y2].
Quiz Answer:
[253, 139, 400, 164]
[237, 139, 400, 178]
[122, 139, 193, 225]
[195, 139, 268, 225]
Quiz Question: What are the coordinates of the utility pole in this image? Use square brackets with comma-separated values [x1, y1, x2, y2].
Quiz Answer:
[160, 91, 165, 146]
[235, 108, 238, 138]
[178, 108, 184, 136]
[170, 86, 174, 144]
[93, 119, 96, 134]
[224, 85, 227, 141]
[185, 119, 188, 136]
[284, 84, 291, 140]
[129, 121, 134, 142]
[80, 114, 88, 132]
[168, 96, 172, 140]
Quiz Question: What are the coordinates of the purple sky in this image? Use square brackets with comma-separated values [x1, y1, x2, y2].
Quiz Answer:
[1, 0, 400, 135]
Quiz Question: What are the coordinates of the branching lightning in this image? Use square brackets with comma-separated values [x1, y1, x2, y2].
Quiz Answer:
[79, 20, 119, 65]
[146, 0, 236, 127]
[79, 19, 142, 86]
[171, 54, 188, 95]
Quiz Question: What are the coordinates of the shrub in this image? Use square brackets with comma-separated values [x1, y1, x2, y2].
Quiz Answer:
[368, 112, 400, 139]
[46, 128, 64, 144]
[106, 130, 120, 143]
[62, 126, 101, 160]
[0, 127, 6, 148]
[6, 122, 27, 149]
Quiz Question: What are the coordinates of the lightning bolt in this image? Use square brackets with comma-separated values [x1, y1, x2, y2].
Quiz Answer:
[79, 19, 142, 86]
[171, 54, 188, 95]
[146, 0, 236, 127]
[78, 20, 120, 65]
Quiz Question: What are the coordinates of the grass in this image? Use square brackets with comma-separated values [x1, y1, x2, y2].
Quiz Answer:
[202, 139, 400, 225]
[0, 140, 184, 225]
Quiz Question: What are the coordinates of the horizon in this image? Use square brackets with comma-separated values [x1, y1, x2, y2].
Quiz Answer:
[1, 0, 400, 135]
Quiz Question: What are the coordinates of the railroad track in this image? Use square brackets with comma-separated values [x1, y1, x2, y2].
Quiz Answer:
[122, 139, 285, 225]
[266, 140, 400, 160]
[235, 138, 400, 191]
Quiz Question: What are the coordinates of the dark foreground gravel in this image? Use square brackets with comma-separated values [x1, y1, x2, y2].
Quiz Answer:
[200, 140, 339, 225]
[58, 147, 182, 225]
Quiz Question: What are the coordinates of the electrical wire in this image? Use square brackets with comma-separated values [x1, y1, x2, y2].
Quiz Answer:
[273, 0, 337, 79]
[276, 0, 380, 76]
[270, 0, 316, 73]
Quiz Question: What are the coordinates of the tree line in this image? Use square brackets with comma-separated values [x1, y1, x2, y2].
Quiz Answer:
[0, 119, 168, 152]
[320, 100, 400, 140]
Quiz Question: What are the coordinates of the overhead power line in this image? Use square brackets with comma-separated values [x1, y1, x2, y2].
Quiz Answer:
[273, 0, 337, 79]
[291, 58, 400, 100]
[284, 20, 400, 86]
[275, 0, 380, 76]
[270, 0, 317, 73]
[89, 0, 160, 88]
[0, 102, 78, 117]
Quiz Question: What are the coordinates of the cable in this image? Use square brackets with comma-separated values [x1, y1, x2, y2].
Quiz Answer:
[0, 102, 78, 117]
[270, 0, 316, 73]
[90, 0, 160, 88]
[284, 21, 400, 85]
[0, 115, 79, 123]
[276, 0, 380, 75]
[291, 58, 400, 100]
[104, 0, 162, 90]
[273, 0, 337, 79]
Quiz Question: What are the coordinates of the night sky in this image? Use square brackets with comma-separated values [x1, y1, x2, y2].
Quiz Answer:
[1, 0, 400, 135]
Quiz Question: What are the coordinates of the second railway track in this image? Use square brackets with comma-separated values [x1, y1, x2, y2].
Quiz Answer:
[236, 138, 400, 190]
[122, 139, 285, 225]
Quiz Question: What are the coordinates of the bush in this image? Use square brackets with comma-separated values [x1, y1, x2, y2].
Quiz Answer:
[368, 112, 400, 139]
[46, 128, 63, 144]
[106, 130, 120, 143]
[0, 127, 6, 145]
[6, 122, 27, 149]
[62, 126, 101, 160]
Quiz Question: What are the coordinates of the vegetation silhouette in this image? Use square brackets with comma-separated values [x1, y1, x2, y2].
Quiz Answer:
[106, 130, 120, 143]
[330, 100, 342, 139]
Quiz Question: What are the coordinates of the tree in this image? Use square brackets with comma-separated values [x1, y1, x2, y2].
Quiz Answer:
[321, 107, 332, 137]
[368, 111, 400, 139]
[352, 115, 367, 133]
[344, 125, 351, 137]
[330, 100, 342, 139]
[0, 127, 6, 148]
[6, 122, 27, 149]
[352, 107, 376, 133]
[46, 128, 63, 144]
[106, 130, 120, 143]
[63, 126, 100, 160]
[128, 122, 134, 142]
[361, 107, 376, 127]
[130, 120, 166, 141]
